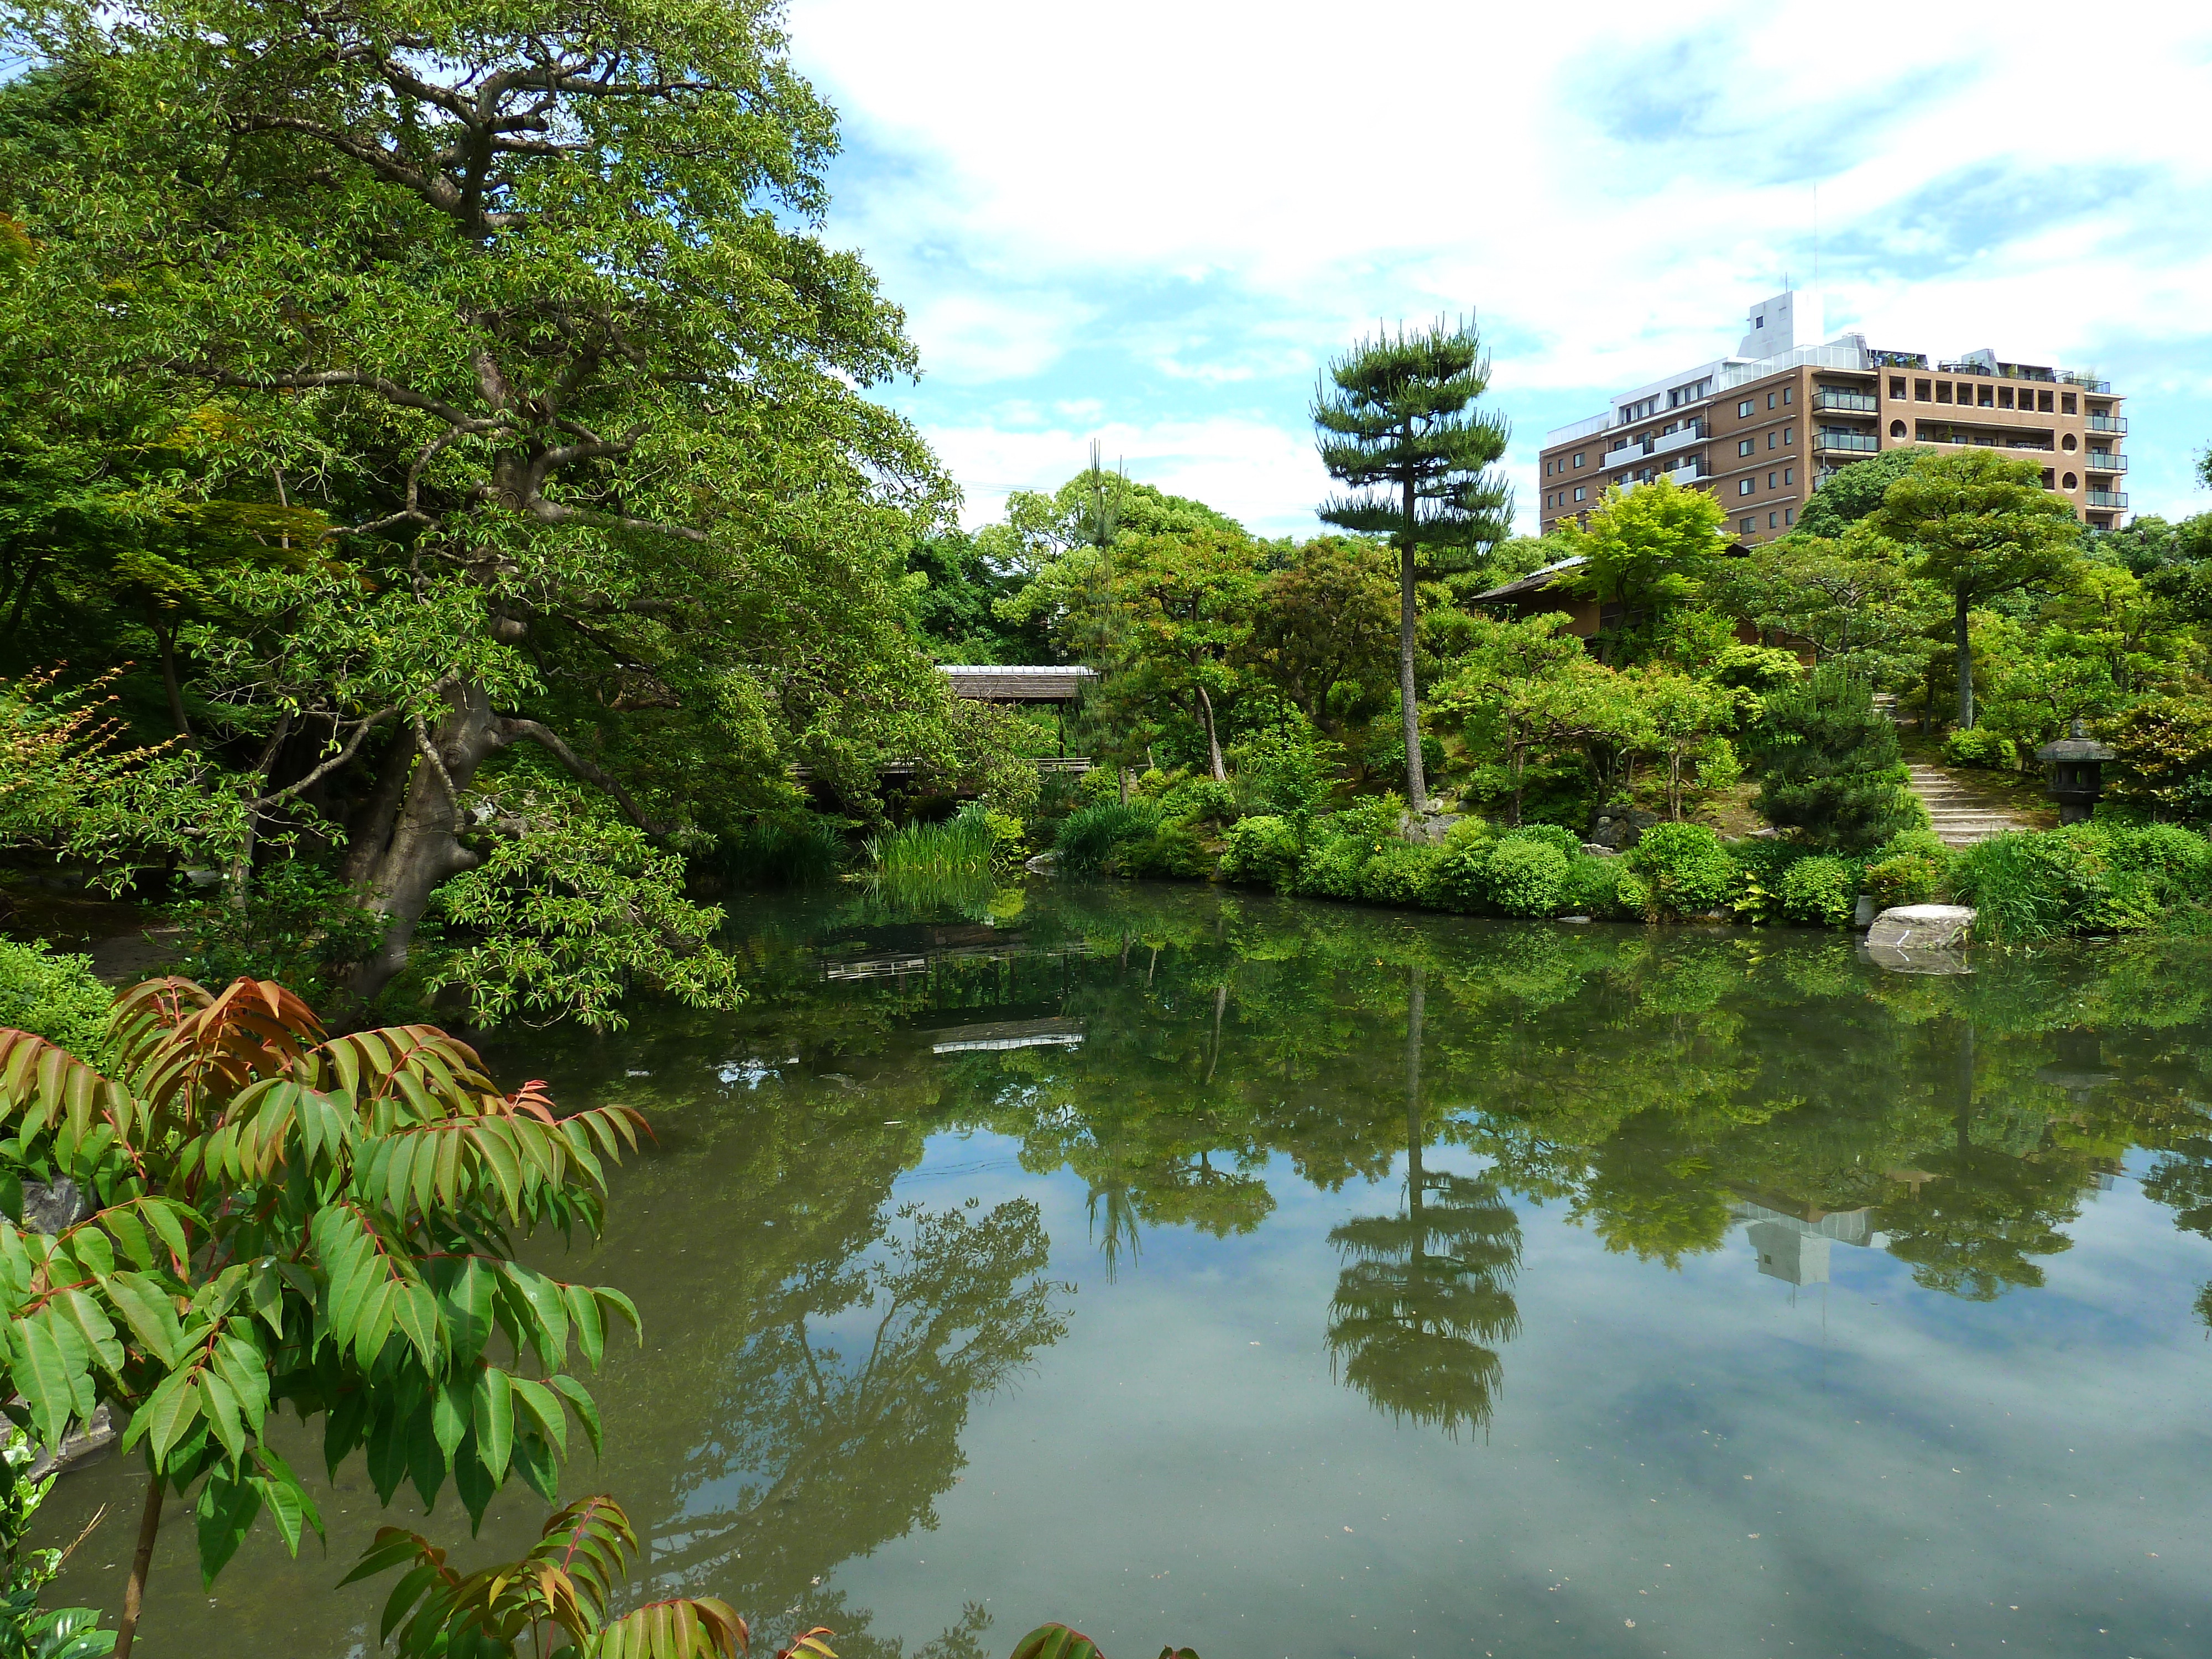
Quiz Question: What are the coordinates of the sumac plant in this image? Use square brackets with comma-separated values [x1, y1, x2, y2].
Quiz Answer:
[0, 977, 655, 1657]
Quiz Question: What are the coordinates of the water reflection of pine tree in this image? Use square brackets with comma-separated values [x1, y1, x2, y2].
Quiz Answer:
[1326, 968, 1521, 1436]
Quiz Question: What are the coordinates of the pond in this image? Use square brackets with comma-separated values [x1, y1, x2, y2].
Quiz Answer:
[39, 881, 2212, 1659]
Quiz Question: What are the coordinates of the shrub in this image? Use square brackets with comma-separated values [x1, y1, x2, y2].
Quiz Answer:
[1561, 855, 1626, 919]
[1780, 854, 1859, 927]
[868, 803, 998, 882]
[1219, 814, 1302, 889]
[1498, 822, 1583, 860]
[1115, 820, 1215, 880]
[1944, 727, 2020, 771]
[1627, 822, 1735, 916]
[1430, 818, 1499, 912]
[0, 940, 109, 1056]
[1745, 665, 1922, 851]
[2106, 693, 2212, 824]
[1159, 776, 1238, 826]
[167, 862, 387, 1001]
[1233, 729, 1338, 818]
[1876, 827, 1952, 863]
[1055, 800, 1161, 875]
[1866, 853, 1943, 909]
[1948, 825, 2163, 941]
[1484, 838, 1569, 917]
[2107, 822, 2212, 904]
[1360, 842, 1445, 907]
[716, 816, 847, 885]
[1613, 866, 1654, 920]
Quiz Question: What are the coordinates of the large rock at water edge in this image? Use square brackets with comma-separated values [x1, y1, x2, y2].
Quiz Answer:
[1865, 904, 1974, 952]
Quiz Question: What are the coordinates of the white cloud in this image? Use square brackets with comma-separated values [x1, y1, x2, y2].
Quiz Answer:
[791, 0, 2212, 529]
[927, 414, 1329, 536]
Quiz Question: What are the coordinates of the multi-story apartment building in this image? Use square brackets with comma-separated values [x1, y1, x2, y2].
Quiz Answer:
[1535, 291, 2126, 544]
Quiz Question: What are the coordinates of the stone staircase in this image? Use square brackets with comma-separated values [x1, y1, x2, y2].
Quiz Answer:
[1906, 761, 2031, 848]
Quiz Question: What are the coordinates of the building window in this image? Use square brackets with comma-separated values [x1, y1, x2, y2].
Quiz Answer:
[1740, 517, 1755, 534]
[1738, 400, 1754, 418]
[1782, 387, 1793, 405]
[2042, 469, 2054, 488]
[1915, 379, 1932, 401]
[1784, 508, 1794, 525]
[1573, 452, 1584, 467]
[1783, 426, 1793, 446]
[1999, 387, 2015, 410]
[1783, 467, 1793, 485]
[1936, 382, 1952, 404]
[1738, 439, 1754, 457]
[1767, 391, 1777, 410]
[1890, 376, 1906, 398]
[2061, 393, 2077, 414]
[1977, 385, 1993, 408]
[2061, 473, 2077, 491]
[1738, 479, 1755, 496]
[1890, 419, 1907, 438]
[1768, 472, 1777, 489]
[1769, 512, 1779, 529]
[2063, 434, 2077, 451]
[1574, 486, 1587, 502]
[1764, 431, 1774, 450]
[2038, 390, 2054, 413]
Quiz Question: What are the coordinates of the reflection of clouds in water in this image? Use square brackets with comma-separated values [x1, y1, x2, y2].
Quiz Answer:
[717, 1057, 798, 1088]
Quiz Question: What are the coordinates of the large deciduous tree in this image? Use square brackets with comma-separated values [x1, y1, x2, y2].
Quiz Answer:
[1313, 320, 1511, 813]
[1871, 451, 2082, 731]
[1554, 477, 1728, 665]
[1, 0, 959, 1014]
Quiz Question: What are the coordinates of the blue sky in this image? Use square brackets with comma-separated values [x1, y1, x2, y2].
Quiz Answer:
[786, 0, 2212, 539]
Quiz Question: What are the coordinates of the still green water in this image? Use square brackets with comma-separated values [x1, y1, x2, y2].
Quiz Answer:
[39, 882, 2212, 1659]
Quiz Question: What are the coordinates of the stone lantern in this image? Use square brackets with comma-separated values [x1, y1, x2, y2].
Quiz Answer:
[2034, 716, 2116, 825]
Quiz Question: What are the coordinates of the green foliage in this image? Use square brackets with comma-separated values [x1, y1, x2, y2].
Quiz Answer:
[426, 784, 740, 1034]
[1707, 522, 1944, 686]
[166, 863, 387, 1005]
[1792, 447, 1940, 538]
[3, 1434, 113, 1659]
[1498, 822, 1582, 861]
[1358, 842, 1444, 907]
[1778, 855, 1859, 928]
[2106, 694, 2212, 824]
[1746, 665, 1923, 851]
[1943, 727, 2020, 771]
[1313, 317, 1512, 808]
[1483, 839, 1568, 917]
[1218, 815, 1302, 889]
[1157, 778, 1237, 828]
[0, 942, 109, 1058]
[1945, 823, 2210, 941]
[1866, 852, 1944, 909]
[1626, 823, 1735, 917]
[1245, 539, 1401, 740]
[1430, 818, 1501, 912]
[1560, 854, 1631, 919]
[1053, 802, 1162, 877]
[713, 818, 849, 888]
[1229, 727, 1337, 819]
[1554, 478, 1729, 663]
[0, 0, 979, 1024]
[347, 1494, 751, 1659]
[0, 975, 651, 1649]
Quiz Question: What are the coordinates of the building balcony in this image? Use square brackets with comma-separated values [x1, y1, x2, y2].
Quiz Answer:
[2086, 490, 2128, 509]
[2086, 414, 2127, 434]
[2085, 451, 2127, 473]
[1601, 422, 1707, 473]
[1813, 389, 1877, 414]
[1813, 430, 1880, 454]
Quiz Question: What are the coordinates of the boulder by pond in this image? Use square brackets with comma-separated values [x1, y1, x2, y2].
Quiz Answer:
[1865, 904, 1975, 953]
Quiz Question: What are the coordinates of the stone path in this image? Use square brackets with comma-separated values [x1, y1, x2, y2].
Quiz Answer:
[1906, 761, 2033, 848]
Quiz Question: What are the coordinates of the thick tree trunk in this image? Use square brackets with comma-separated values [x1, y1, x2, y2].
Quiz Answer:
[339, 734, 420, 887]
[1954, 588, 1975, 731]
[1396, 471, 1428, 812]
[112, 1472, 163, 1659]
[345, 683, 504, 1003]
[1194, 686, 1227, 781]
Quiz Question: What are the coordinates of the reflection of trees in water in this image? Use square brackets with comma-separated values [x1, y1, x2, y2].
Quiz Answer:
[1326, 970, 1521, 1436]
[635, 1200, 1065, 1659]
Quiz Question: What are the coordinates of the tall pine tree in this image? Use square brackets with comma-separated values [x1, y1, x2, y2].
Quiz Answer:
[1313, 319, 1511, 811]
